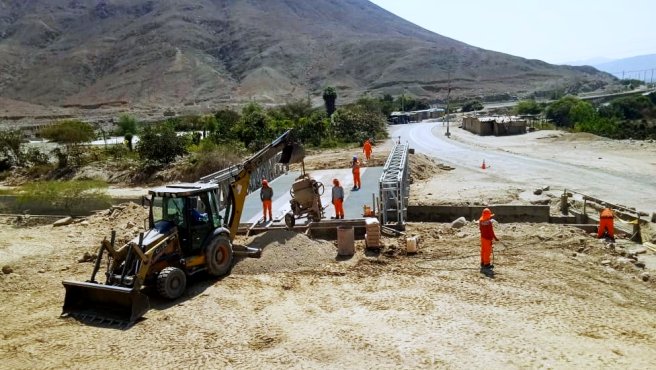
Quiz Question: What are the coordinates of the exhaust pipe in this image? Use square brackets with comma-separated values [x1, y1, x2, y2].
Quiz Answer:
[62, 280, 149, 325]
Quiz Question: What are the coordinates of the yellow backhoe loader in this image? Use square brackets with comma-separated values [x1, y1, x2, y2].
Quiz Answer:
[62, 130, 304, 325]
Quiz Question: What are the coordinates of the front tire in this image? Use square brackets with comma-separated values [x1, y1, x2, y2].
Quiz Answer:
[205, 236, 234, 276]
[157, 267, 186, 299]
[285, 212, 295, 228]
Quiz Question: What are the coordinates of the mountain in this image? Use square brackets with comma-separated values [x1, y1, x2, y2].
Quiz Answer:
[0, 0, 616, 111]
[563, 57, 615, 66]
[592, 54, 656, 81]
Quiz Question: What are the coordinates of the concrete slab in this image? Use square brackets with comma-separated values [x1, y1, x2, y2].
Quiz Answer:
[241, 167, 383, 224]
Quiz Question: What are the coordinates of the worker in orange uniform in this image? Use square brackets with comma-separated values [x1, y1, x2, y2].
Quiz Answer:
[332, 178, 344, 219]
[479, 208, 499, 270]
[351, 155, 361, 191]
[260, 179, 273, 222]
[597, 207, 615, 240]
[363, 138, 372, 161]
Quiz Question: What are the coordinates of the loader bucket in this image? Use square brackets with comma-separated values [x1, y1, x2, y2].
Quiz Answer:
[280, 143, 305, 164]
[62, 280, 150, 325]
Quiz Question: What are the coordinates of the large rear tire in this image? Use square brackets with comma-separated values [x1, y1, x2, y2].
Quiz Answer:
[205, 236, 234, 276]
[157, 267, 186, 299]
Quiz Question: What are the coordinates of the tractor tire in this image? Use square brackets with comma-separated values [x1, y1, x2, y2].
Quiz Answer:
[285, 212, 295, 228]
[157, 267, 186, 300]
[205, 235, 233, 276]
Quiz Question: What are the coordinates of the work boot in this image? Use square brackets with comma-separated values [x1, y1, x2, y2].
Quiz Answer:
[484, 264, 494, 269]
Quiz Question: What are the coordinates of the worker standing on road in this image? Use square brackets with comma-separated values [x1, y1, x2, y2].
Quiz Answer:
[351, 155, 361, 191]
[479, 208, 499, 270]
[260, 179, 273, 222]
[363, 138, 372, 161]
[332, 178, 344, 219]
[597, 207, 615, 240]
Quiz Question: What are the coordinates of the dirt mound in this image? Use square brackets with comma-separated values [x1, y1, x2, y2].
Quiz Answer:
[550, 132, 607, 142]
[297, 147, 390, 171]
[233, 229, 337, 274]
[409, 153, 445, 181]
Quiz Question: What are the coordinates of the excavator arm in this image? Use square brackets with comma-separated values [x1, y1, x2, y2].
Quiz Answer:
[225, 129, 304, 238]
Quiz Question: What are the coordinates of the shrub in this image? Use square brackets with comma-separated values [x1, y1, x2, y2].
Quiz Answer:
[461, 100, 484, 112]
[515, 100, 542, 115]
[17, 180, 111, 213]
[136, 124, 188, 165]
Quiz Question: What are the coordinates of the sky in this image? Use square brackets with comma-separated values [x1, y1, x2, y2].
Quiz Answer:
[369, 0, 656, 64]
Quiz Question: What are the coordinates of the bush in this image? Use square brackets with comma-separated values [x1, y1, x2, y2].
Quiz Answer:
[41, 120, 95, 144]
[545, 96, 594, 127]
[136, 124, 188, 165]
[41, 120, 96, 168]
[461, 100, 484, 112]
[332, 105, 387, 144]
[515, 100, 542, 115]
[17, 180, 111, 213]
[0, 130, 24, 169]
[175, 141, 246, 181]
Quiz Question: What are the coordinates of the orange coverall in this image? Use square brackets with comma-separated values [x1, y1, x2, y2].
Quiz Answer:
[479, 218, 497, 266]
[597, 208, 614, 239]
[363, 140, 372, 160]
[351, 159, 361, 190]
[260, 184, 273, 221]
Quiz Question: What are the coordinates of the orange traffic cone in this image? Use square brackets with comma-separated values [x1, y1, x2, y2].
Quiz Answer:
[481, 160, 486, 170]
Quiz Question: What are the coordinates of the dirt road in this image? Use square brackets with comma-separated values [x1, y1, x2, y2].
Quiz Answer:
[391, 122, 656, 214]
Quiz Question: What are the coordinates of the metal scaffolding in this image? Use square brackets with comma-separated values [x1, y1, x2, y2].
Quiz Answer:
[379, 142, 410, 229]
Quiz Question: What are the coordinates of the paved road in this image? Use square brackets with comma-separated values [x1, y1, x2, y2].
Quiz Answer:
[241, 167, 383, 224]
[389, 122, 656, 215]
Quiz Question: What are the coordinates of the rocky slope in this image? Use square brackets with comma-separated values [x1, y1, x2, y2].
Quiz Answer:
[0, 0, 615, 111]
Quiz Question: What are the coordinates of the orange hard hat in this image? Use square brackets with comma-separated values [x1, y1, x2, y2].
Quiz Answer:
[480, 208, 494, 220]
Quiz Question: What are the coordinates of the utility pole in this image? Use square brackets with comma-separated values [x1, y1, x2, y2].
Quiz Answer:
[445, 74, 452, 137]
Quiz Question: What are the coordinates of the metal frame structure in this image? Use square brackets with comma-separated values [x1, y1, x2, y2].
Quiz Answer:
[199, 153, 287, 211]
[379, 142, 410, 229]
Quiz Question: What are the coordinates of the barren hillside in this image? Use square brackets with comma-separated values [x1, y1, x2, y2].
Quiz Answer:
[0, 0, 614, 112]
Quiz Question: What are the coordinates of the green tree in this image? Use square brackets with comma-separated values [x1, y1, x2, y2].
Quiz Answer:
[116, 115, 138, 151]
[515, 100, 542, 115]
[609, 95, 654, 120]
[200, 115, 218, 138]
[41, 120, 96, 167]
[233, 102, 271, 150]
[461, 100, 484, 112]
[136, 124, 188, 165]
[545, 96, 584, 127]
[41, 120, 95, 144]
[332, 104, 387, 144]
[323, 87, 337, 116]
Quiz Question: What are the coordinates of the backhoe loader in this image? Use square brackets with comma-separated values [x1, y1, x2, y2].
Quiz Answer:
[62, 130, 304, 325]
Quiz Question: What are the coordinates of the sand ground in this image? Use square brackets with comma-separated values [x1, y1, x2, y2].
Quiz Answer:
[1, 131, 655, 369]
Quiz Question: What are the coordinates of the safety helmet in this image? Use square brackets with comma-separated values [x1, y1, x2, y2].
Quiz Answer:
[480, 208, 494, 220]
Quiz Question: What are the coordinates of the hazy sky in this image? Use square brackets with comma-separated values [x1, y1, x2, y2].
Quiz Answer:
[369, 0, 656, 64]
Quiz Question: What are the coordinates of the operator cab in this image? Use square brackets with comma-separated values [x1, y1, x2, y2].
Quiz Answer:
[148, 183, 223, 253]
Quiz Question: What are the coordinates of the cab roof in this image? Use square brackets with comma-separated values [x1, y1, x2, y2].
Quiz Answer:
[148, 183, 218, 197]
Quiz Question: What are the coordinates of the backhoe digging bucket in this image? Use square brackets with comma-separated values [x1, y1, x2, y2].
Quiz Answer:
[62, 280, 150, 325]
[280, 143, 305, 164]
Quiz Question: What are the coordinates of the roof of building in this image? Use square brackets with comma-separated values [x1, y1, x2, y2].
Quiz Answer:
[149, 182, 218, 197]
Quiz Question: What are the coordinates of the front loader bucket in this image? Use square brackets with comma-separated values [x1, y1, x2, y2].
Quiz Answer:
[62, 280, 150, 325]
